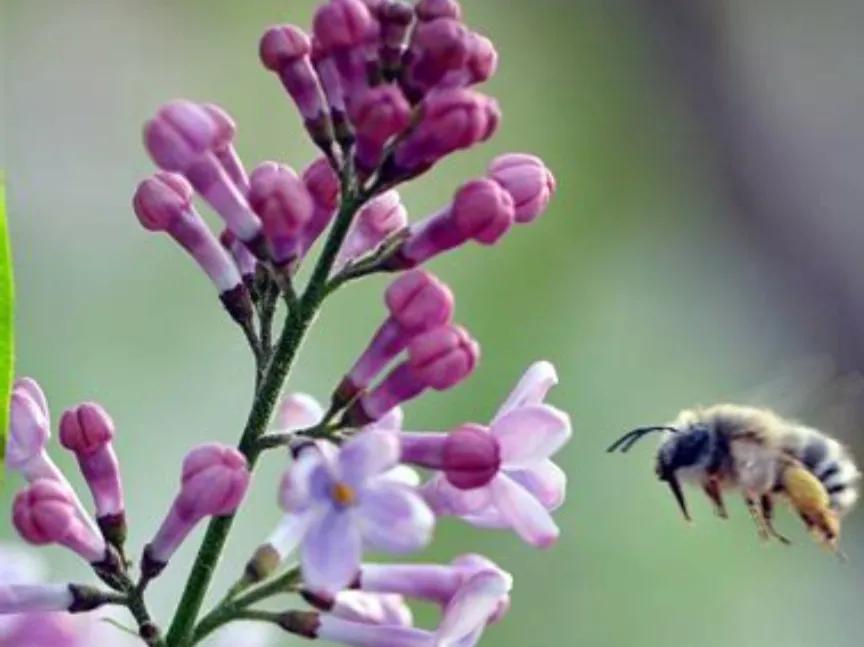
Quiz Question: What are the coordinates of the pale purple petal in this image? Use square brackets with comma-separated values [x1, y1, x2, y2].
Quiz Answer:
[492, 405, 570, 468]
[281, 446, 330, 511]
[317, 615, 433, 647]
[493, 361, 558, 421]
[436, 572, 511, 645]
[507, 460, 566, 511]
[421, 475, 493, 516]
[302, 508, 362, 593]
[364, 406, 404, 432]
[333, 591, 414, 627]
[489, 474, 560, 548]
[338, 429, 400, 486]
[276, 393, 324, 432]
[266, 509, 318, 560]
[204, 621, 275, 647]
[382, 465, 422, 487]
[358, 482, 434, 553]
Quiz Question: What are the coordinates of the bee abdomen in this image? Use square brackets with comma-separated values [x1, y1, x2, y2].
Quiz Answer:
[792, 431, 861, 514]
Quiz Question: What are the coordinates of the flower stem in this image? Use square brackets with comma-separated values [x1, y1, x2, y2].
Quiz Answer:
[164, 173, 370, 647]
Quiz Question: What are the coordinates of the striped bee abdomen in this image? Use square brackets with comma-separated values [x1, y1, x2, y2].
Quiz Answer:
[787, 428, 861, 514]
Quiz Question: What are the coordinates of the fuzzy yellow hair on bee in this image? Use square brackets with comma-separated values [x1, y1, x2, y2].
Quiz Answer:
[608, 404, 861, 553]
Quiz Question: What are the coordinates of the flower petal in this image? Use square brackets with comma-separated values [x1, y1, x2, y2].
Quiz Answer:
[338, 430, 400, 487]
[493, 361, 557, 421]
[382, 464, 422, 487]
[317, 616, 433, 647]
[280, 445, 332, 511]
[506, 459, 566, 511]
[358, 482, 434, 553]
[490, 475, 560, 548]
[276, 392, 324, 432]
[420, 476, 493, 517]
[364, 406, 404, 432]
[333, 591, 414, 627]
[266, 509, 317, 560]
[301, 508, 362, 593]
[492, 405, 571, 468]
[436, 572, 511, 645]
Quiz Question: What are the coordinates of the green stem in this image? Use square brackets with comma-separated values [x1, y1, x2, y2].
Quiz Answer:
[164, 175, 368, 647]
[190, 569, 301, 645]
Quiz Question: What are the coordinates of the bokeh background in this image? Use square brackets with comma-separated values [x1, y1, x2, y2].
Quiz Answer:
[4, 1, 864, 645]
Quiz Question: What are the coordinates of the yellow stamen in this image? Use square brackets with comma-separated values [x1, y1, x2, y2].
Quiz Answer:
[331, 482, 357, 506]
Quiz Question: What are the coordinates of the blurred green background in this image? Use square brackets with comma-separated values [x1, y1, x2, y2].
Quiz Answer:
[4, 1, 864, 645]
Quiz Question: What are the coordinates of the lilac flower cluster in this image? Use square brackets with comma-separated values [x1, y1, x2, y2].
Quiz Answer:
[2, 1, 567, 645]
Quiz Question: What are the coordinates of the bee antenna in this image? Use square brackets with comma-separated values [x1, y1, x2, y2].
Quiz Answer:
[607, 426, 678, 453]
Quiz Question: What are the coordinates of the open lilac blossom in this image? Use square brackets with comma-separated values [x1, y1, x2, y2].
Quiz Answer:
[133, 172, 254, 325]
[58, 403, 127, 550]
[420, 361, 570, 547]
[335, 269, 454, 408]
[251, 431, 434, 593]
[335, 190, 408, 270]
[344, 324, 479, 425]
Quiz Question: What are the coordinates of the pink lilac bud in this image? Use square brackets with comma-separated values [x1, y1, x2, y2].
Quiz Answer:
[386, 178, 514, 269]
[133, 172, 254, 325]
[13, 480, 107, 564]
[219, 229, 258, 287]
[311, 39, 351, 145]
[386, 89, 500, 182]
[277, 393, 325, 431]
[58, 403, 126, 548]
[400, 424, 501, 489]
[143, 101, 264, 254]
[488, 153, 556, 223]
[143, 444, 249, 577]
[402, 18, 471, 101]
[336, 191, 407, 269]
[440, 32, 498, 88]
[260, 25, 333, 152]
[201, 103, 250, 196]
[415, 0, 462, 21]
[300, 157, 341, 256]
[314, 0, 375, 102]
[345, 324, 478, 425]
[249, 162, 314, 267]
[350, 85, 412, 177]
[378, 1, 415, 79]
[334, 270, 453, 407]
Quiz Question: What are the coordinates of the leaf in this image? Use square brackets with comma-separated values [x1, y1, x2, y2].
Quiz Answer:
[0, 173, 14, 489]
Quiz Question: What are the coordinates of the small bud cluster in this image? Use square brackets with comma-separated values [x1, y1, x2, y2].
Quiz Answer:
[4, 2, 568, 646]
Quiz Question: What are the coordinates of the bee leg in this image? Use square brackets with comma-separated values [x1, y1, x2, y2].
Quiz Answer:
[703, 480, 728, 519]
[744, 495, 770, 542]
[759, 494, 791, 545]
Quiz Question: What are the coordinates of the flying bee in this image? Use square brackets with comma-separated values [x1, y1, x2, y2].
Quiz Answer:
[608, 404, 861, 552]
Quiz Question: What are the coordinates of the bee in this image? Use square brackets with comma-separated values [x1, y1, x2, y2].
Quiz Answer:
[608, 404, 861, 552]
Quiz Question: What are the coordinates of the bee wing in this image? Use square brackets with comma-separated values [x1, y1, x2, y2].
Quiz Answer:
[740, 353, 864, 444]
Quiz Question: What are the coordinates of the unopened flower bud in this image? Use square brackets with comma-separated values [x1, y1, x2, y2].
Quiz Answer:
[378, 1, 415, 80]
[133, 173, 254, 325]
[300, 157, 341, 256]
[386, 178, 514, 269]
[336, 191, 407, 269]
[13, 479, 107, 565]
[219, 229, 258, 288]
[249, 162, 314, 267]
[334, 270, 453, 408]
[201, 103, 250, 196]
[314, 0, 376, 104]
[345, 324, 477, 424]
[402, 18, 471, 101]
[260, 25, 334, 152]
[488, 153, 556, 223]
[415, 0, 462, 22]
[142, 444, 249, 578]
[386, 89, 499, 182]
[144, 101, 264, 254]
[59, 403, 126, 549]
[350, 85, 412, 176]
[440, 31, 498, 88]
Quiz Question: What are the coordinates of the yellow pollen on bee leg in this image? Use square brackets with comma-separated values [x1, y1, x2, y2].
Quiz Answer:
[331, 482, 357, 506]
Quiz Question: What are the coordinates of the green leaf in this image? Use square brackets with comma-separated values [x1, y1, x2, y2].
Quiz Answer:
[0, 173, 14, 488]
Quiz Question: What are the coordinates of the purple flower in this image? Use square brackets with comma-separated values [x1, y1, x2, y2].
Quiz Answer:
[267, 430, 434, 593]
[420, 361, 570, 548]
